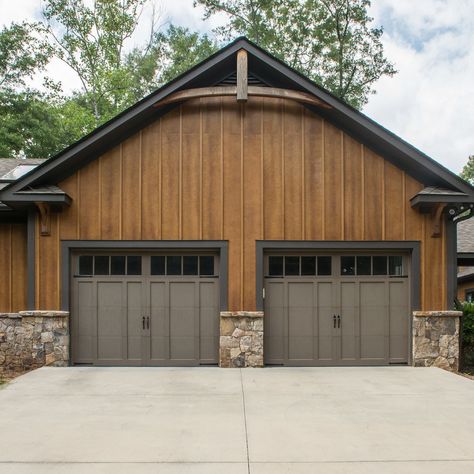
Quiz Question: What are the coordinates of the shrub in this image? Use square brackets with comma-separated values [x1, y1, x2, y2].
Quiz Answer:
[458, 302, 474, 367]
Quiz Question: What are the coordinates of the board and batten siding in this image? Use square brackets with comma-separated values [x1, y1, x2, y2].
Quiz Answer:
[0, 223, 27, 312]
[34, 97, 446, 311]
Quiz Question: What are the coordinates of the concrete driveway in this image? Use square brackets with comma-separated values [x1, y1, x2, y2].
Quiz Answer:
[0, 367, 473, 473]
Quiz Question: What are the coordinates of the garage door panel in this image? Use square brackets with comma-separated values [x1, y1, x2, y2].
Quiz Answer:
[169, 282, 196, 361]
[340, 282, 358, 360]
[264, 282, 285, 363]
[97, 282, 124, 360]
[199, 282, 219, 363]
[150, 281, 168, 361]
[288, 282, 314, 360]
[389, 281, 409, 362]
[75, 281, 95, 362]
[360, 282, 386, 360]
[126, 281, 143, 361]
[317, 282, 333, 360]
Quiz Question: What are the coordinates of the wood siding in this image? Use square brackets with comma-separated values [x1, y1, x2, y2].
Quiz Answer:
[34, 97, 447, 311]
[0, 223, 27, 312]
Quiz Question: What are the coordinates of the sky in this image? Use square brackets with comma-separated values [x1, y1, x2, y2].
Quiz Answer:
[0, 0, 473, 173]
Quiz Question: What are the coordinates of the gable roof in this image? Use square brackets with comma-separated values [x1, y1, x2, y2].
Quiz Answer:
[1, 37, 473, 205]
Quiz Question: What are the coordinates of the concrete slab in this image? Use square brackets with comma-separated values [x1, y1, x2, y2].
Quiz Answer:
[0, 366, 473, 473]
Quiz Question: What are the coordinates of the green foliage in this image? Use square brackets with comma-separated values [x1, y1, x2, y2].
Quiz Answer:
[0, 1, 216, 157]
[155, 25, 219, 85]
[195, 0, 396, 108]
[456, 301, 474, 367]
[0, 89, 95, 158]
[460, 155, 474, 185]
[0, 22, 52, 88]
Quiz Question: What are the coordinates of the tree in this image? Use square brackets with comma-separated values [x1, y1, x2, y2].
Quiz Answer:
[460, 155, 474, 185]
[0, 22, 52, 89]
[42, 0, 219, 126]
[195, 0, 396, 108]
[42, 0, 152, 125]
[0, 89, 95, 158]
[154, 25, 218, 84]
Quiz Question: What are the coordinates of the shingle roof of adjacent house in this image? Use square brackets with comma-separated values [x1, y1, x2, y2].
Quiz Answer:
[458, 218, 474, 254]
[0, 158, 46, 178]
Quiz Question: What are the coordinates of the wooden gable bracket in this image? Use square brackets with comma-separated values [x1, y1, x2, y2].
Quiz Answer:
[431, 203, 447, 238]
[236, 49, 248, 102]
[35, 202, 51, 236]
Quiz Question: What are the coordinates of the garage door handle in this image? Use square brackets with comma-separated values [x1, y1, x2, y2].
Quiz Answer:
[146, 316, 150, 330]
[337, 315, 341, 328]
[333, 314, 336, 328]
[142, 316, 145, 330]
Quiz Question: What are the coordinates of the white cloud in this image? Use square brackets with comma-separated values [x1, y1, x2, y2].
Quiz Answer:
[0, 0, 472, 173]
[365, 0, 474, 173]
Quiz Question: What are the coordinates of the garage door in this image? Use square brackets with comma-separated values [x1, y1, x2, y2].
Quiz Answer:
[264, 254, 410, 366]
[72, 253, 219, 366]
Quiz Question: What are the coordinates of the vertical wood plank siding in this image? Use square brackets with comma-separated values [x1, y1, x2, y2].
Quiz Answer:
[0, 223, 27, 312]
[34, 97, 447, 311]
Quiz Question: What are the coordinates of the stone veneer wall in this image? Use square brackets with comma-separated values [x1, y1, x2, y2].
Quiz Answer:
[220, 312, 264, 368]
[412, 311, 462, 371]
[0, 311, 69, 374]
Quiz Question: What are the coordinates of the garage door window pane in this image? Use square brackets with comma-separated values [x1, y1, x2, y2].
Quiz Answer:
[285, 256, 300, 276]
[183, 256, 198, 275]
[373, 256, 387, 275]
[200, 256, 214, 276]
[111, 256, 126, 275]
[341, 256, 355, 276]
[94, 256, 109, 275]
[317, 256, 332, 276]
[357, 256, 371, 275]
[389, 256, 403, 276]
[167, 256, 181, 275]
[78, 256, 93, 275]
[268, 256, 283, 276]
[127, 256, 142, 275]
[151, 256, 165, 275]
[301, 256, 316, 275]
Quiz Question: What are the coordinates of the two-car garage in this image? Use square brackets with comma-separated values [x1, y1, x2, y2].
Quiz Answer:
[69, 244, 413, 368]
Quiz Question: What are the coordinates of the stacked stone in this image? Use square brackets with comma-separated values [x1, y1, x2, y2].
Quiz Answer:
[219, 312, 264, 368]
[412, 311, 462, 371]
[0, 311, 69, 375]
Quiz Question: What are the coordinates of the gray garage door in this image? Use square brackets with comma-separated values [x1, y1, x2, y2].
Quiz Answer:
[264, 254, 410, 366]
[72, 253, 219, 366]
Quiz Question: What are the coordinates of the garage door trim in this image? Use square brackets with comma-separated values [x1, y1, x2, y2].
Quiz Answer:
[61, 240, 228, 313]
[256, 241, 420, 312]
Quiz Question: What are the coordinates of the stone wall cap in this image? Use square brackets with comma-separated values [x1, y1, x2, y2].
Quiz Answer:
[0, 313, 22, 319]
[19, 310, 70, 318]
[220, 311, 264, 318]
[413, 311, 462, 318]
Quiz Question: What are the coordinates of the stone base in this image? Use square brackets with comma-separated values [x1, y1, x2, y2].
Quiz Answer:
[412, 311, 462, 371]
[0, 311, 69, 374]
[220, 312, 264, 368]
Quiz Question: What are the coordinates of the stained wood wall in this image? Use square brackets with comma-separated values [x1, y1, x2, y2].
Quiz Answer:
[34, 97, 447, 311]
[0, 223, 27, 312]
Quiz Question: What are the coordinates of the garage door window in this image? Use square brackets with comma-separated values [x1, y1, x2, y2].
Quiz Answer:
[267, 256, 332, 277]
[341, 255, 404, 277]
[150, 255, 216, 276]
[78, 255, 142, 276]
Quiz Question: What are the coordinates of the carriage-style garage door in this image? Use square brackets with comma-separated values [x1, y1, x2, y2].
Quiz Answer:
[264, 253, 410, 366]
[71, 253, 219, 366]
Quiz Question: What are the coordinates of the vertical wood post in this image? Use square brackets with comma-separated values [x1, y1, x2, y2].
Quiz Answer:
[236, 49, 248, 102]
